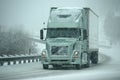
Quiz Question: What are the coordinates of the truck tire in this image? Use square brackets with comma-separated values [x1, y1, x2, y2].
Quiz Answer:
[43, 64, 48, 69]
[82, 53, 90, 68]
[91, 52, 98, 64]
[75, 64, 81, 69]
[84, 55, 90, 68]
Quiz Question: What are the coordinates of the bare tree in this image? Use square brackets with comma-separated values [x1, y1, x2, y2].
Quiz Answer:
[0, 26, 37, 56]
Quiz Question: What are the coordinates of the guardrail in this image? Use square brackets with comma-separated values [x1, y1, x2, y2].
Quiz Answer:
[0, 55, 41, 66]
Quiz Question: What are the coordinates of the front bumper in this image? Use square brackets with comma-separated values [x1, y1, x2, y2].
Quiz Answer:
[41, 57, 81, 65]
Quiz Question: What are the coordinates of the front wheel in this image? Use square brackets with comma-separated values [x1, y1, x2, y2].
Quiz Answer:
[82, 52, 90, 68]
[84, 57, 90, 68]
[43, 64, 49, 69]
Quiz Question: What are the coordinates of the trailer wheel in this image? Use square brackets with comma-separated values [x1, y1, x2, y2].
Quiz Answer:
[75, 64, 81, 69]
[91, 52, 98, 64]
[43, 64, 48, 69]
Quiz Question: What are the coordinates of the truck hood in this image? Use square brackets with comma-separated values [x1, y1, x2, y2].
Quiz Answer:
[46, 38, 77, 46]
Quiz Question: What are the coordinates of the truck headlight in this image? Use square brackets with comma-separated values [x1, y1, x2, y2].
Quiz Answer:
[41, 51, 46, 58]
[74, 51, 79, 58]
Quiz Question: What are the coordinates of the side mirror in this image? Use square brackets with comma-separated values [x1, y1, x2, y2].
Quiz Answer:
[40, 29, 43, 40]
[83, 30, 87, 40]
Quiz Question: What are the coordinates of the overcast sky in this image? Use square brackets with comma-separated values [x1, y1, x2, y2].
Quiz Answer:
[0, 0, 120, 42]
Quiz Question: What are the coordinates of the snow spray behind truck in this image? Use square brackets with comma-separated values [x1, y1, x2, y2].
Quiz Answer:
[40, 7, 99, 69]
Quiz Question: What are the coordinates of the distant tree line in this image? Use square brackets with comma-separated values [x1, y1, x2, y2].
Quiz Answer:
[0, 26, 37, 56]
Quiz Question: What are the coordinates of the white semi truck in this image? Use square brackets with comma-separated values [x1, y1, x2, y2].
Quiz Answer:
[40, 7, 99, 69]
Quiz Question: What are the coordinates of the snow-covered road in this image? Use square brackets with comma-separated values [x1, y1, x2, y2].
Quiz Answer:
[0, 44, 120, 80]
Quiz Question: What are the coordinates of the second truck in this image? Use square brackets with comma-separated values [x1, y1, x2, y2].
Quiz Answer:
[40, 7, 99, 69]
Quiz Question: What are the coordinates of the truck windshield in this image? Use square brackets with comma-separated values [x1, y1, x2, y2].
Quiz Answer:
[46, 28, 81, 38]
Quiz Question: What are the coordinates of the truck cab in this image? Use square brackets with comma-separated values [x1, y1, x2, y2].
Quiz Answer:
[40, 7, 98, 69]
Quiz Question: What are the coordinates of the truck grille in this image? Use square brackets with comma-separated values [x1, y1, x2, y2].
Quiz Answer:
[51, 46, 68, 55]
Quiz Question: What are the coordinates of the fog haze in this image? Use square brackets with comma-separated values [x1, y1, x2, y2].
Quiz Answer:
[0, 0, 120, 42]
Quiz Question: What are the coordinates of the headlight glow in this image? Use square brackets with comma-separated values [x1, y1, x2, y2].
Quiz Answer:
[74, 51, 79, 58]
[41, 51, 46, 57]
